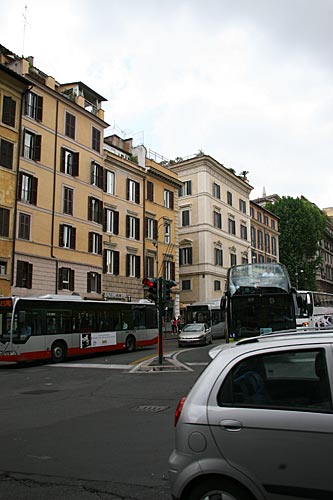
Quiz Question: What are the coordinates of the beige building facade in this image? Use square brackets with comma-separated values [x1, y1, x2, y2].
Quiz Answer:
[169, 154, 253, 306]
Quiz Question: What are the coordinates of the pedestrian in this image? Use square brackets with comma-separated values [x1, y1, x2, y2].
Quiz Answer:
[172, 317, 178, 335]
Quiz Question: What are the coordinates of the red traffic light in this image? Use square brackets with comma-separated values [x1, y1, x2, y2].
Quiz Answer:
[142, 278, 156, 288]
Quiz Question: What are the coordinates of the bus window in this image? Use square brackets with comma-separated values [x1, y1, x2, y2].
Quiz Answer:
[46, 310, 72, 334]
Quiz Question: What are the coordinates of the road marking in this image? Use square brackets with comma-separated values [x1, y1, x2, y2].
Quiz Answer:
[51, 363, 132, 370]
[186, 362, 209, 366]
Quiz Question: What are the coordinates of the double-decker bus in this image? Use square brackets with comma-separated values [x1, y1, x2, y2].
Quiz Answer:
[296, 290, 333, 328]
[0, 295, 158, 364]
[222, 263, 296, 342]
[184, 300, 225, 338]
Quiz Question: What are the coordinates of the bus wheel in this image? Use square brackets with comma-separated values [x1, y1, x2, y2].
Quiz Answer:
[125, 335, 136, 353]
[51, 341, 67, 363]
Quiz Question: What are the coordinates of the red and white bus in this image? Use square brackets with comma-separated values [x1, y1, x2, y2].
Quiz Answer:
[0, 295, 158, 363]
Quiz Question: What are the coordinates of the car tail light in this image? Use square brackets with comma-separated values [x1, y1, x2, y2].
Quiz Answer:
[174, 396, 186, 427]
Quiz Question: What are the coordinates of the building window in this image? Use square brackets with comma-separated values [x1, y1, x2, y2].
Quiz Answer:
[215, 248, 223, 266]
[88, 197, 103, 224]
[164, 260, 175, 280]
[272, 236, 277, 256]
[179, 247, 193, 265]
[92, 127, 101, 153]
[228, 218, 236, 235]
[239, 199, 246, 214]
[182, 280, 191, 291]
[88, 232, 102, 254]
[164, 189, 174, 209]
[0, 261, 7, 276]
[250, 207, 254, 218]
[230, 253, 237, 266]
[65, 112, 76, 139]
[0, 138, 14, 169]
[24, 91, 43, 121]
[264, 215, 269, 226]
[164, 221, 171, 244]
[0, 207, 10, 237]
[91, 161, 103, 188]
[126, 254, 140, 278]
[87, 272, 101, 293]
[258, 229, 263, 250]
[242, 254, 248, 264]
[18, 172, 38, 205]
[126, 215, 140, 240]
[16, 260, 33, 288]
[58, 267, 74, 291]
[18, 213, 30, 240]
[182, 209, 190, 227]
[214, 210, 222, 229]
[179, 180, 192, 196]
[104, 208, 119, 234]
[59, 224, 76, 249]
[240, 223, 248, 240]
[214, 280, 221, 291]
[23, 130, 41, 161]
[271, 219, 276, 230]
[147, 181, 154, 201]
[60, 147, 79, 176]
[63, 186, 74, 215]
[104, 170, 115, 195]
[257, 211, 262, 223]
[103, 249, 120, 275]
[146, 217, 157, 240]
[213, 183, 221, 199]
[265, 233, 271, 253]
[127, 179, 140, 203]
[227, 191, 233, 206]
[2, 96, 16, 127]
[145, 255, 155, 277]
[258, 254, 265, 263]
[251, 226, 256, 247]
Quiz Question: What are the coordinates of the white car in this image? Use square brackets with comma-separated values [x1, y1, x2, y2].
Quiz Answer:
[178, 323, 212, 347]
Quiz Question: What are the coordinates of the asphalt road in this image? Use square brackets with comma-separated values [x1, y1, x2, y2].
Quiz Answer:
[0, 338, 221, 500]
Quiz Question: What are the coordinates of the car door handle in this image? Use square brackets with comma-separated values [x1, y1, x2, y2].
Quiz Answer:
[220, 419, 243, 431]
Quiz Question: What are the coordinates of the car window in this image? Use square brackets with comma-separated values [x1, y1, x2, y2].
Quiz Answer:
[218, 349, 333, 413]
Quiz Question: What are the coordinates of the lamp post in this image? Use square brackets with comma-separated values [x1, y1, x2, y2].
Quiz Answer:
[295, 268, 304, 289]
[154, 216, 169, 365]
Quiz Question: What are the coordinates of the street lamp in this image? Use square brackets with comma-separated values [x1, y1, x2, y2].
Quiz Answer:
[295, 268, 304, 289]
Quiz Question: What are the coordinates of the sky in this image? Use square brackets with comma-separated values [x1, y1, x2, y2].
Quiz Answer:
[1, 0, 333, 209]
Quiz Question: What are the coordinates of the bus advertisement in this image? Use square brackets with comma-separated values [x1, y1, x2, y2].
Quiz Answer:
[0, 295, 158, 363]
[222, 263, 296, 342]
[296, 290, 333, 328]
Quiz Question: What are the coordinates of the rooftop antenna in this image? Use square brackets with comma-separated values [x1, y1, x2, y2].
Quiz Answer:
[22, 4, 29, 56]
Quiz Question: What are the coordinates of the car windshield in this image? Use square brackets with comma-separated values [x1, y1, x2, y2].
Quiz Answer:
[183, 324, 204, 332]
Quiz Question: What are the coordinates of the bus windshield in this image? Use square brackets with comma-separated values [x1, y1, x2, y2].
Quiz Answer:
[228, 263, 291, 296]
[224, 263, 296, 341]
[0, 298, 13, 343]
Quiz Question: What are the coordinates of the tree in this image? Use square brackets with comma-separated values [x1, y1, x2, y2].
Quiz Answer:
[266, 196, 327, 290]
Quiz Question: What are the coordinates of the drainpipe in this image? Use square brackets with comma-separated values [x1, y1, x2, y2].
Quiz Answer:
[51, 99, 59, 293]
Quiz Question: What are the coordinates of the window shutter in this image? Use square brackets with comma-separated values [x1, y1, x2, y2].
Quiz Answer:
[98, 234, 102, 255]
[59, 225, 64, 247]
[135, 218, 140, 241]
[58, 268, 63, 290]
[88, 197, 92, 220]
[103, 250, 107, 273]
[126, 255, 130, 277]
[17, 172, 23, 201]
[126, 215, 130, 238]
[179, 249, 183, 266]
[36, 95, 43, 122]
[70, 269, 75, 291]
[114, 211, 119, 235]
[97, 274, 101, 294]
[71, 227, 76, 249]
[170, 191, 174, 210]
[27, 263, 33, 289]
[188, 181, 192, 195]
[88, 232, 93, 253]
[114, 251, 119, 275]
[153, 220, 158, 240]
[60, 148, 65, 172]
[31, 176, 38, 205]
[34, 135, 41, 161]
[16, 260, 23, 286]
[136, 256, 141, 278]
[98, 166, 104, 189]
[2, 96, 16, 127]
[72, 152, 79, 176]
[126, 179, 130, 200]
[98, 200, 103, 224]
[189, 247, 193, 264]
[135, 183, 140, 204]
[87, 273, 91, 293]
[103, 208, 107, 232]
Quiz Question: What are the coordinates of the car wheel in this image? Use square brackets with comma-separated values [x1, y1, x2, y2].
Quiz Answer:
[51, 341, 67, 363]
[186, 477, 252, 500]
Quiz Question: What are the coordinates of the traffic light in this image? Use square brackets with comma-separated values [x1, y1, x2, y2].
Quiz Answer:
[164, 280, 177, 302]
[142, 277, 158, 303]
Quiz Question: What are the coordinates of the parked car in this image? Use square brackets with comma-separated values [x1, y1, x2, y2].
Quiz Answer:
[169, 330, 333, 500]
[178, 323, 212, 347]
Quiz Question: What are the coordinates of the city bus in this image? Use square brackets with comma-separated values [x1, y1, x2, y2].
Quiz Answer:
[0, 295, 158, 363]
[296, 290, 333, 328]
[184, 300, 225, 338]
[222, 263, 296, 342]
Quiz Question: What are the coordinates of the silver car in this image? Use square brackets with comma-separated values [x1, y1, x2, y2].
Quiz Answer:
[178, 323, 212, 347]
[169, 330, 333, 500]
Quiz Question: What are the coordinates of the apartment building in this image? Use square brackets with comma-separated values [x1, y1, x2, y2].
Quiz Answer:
[0, 63, 30, 296]
[317, 207, 333, 293]
[250, 200, 280, 264]
[169, 154, 253, 305]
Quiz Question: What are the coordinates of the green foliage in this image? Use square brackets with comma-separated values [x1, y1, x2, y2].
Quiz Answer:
[266, 197, 327, 290]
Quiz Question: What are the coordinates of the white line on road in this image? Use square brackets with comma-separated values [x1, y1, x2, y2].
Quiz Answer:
[51, 363, 132, 370]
